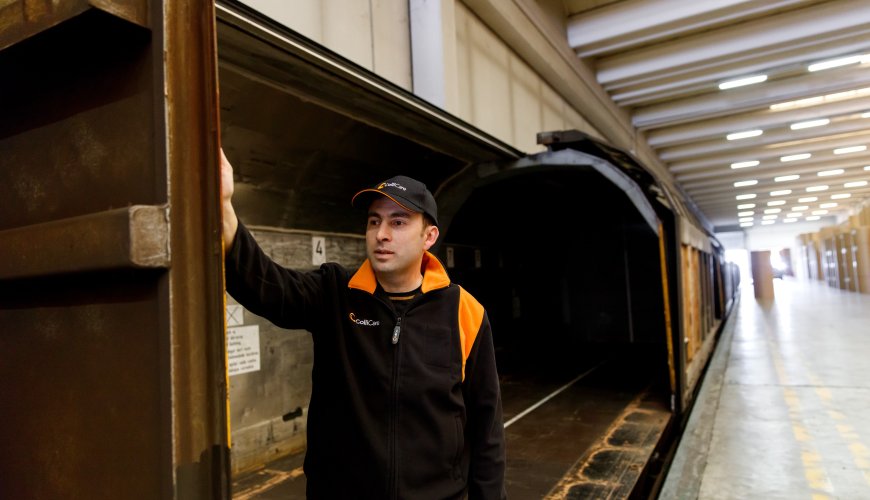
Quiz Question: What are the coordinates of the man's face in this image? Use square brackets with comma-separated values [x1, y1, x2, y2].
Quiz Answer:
[366, 197, 438, 280]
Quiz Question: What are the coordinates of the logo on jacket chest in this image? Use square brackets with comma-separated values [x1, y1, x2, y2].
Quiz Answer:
[349, 312, 380, 327]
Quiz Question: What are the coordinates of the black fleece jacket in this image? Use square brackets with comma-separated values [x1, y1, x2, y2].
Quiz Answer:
[225, 223, 506, 499]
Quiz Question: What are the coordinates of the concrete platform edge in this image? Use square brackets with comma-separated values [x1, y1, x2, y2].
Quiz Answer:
[657, 294, 741, 500]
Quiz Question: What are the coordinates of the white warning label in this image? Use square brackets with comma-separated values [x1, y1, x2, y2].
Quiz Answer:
[227, 325, 260, 376]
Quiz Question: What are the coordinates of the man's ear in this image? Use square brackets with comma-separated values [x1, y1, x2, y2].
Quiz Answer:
[423, 225, 439, 251]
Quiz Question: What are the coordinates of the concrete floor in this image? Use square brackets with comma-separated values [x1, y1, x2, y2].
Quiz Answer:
[661, 278, 870, 500]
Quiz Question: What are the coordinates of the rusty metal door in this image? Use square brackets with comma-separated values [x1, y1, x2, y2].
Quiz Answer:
[0, 1, 228, 498]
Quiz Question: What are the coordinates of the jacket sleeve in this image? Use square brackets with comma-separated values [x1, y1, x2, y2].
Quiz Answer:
[463, 313, 507, 500]
[225, 221, 329, 332]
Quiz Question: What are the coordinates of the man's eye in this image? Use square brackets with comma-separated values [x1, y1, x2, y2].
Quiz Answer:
[393, 220, 406, 226]
[368, 219, 379, 226]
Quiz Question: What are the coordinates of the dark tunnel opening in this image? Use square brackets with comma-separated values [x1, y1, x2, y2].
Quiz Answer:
[441, 167, 671, 404]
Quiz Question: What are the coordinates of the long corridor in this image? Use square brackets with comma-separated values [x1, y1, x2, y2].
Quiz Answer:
[661, 278, 870, 499]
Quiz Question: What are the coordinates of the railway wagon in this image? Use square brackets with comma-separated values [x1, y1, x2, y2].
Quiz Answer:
[0, 1, 738, 498]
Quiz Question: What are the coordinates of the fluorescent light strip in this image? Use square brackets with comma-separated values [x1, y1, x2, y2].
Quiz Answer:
[834, 145, 867, 155]
[736, 194, 757, 200]
[727, 130, 763, 141]
[786, 213, 802, 218]
[775, 175, 800, 182]
[798, 197, 817, 203]
[807, 54, 867, 72]
[792, 206, 809, 211]
[764, 208, 782, 214]
[818, 169, 844, 176]
[806, 185, 829, 192]
[738, 211, 754, 217]
[783, 218, 798, 223]
[820, 203, 838, 208]
[739, 217, 754, 223]
[740, 222, 754, 227]
[812, 210, 828, 215]
[864, 112, 870, 118]
[781, 153, 811, 162]
[770, 88, 870, 111]
[737, 203, 756, 209]
[806, 216, 821, 221]
[762, 215, 778, 220]
[845, 181, 868, 188]
[761, 220, 775, 225]
[790, 118, 830, 130]
[865, 166, 870, 170]
[731, 160, 760, 169]
[770, 190, 791, 196]
[831, 194, 851, 200]
[719, 75, 768, 90]
[734, 180, 758, 187]
[767, 200, 786, 206]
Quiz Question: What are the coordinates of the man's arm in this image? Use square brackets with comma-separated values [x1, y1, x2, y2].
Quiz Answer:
[221, 148, 239, 250]
[463, 314, 507, 500]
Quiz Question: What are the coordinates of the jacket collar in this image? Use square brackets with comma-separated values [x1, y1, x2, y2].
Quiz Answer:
[348, 251, 451, 295]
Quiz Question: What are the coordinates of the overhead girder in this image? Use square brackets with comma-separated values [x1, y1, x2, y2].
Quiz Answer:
[594, 0, 870, 86]
[658, 118, 870, 162]
[646, 97, 870, 147]
[633, 66, 870, 129]
[668, 132, 870, 173]
[567, 0, 812, 58]
[677, 155, 870, 187]
[610, 35, 870, 105]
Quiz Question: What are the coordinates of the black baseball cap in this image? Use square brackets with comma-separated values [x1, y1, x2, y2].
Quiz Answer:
[351, 175, 438, 226]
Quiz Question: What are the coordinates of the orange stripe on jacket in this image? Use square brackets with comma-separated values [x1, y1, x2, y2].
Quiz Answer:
[458, 286, 485, 381]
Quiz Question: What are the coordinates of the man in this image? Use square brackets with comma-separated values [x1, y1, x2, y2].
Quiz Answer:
[220, 150, 506, 499]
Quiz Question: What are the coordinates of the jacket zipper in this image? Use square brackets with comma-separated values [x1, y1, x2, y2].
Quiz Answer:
[389, 314, 402, 500]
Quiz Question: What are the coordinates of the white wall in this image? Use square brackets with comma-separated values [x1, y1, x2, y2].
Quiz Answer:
[743, 218, 833, 251]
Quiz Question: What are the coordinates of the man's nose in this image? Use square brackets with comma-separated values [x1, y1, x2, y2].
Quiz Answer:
[377, 224, 391, 241]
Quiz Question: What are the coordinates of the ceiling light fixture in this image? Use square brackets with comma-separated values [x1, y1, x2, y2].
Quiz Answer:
[786, 213, 802, 218]
[831, 194, 851, 200]
[865, 166, 870, 170]
[719, 75, 768, 90]
[818, 169, 845, 176]
[770, 88, 870, 111]
[845, 181, 868, 188]
[781, 153, 811, 162]
[798, 197, 817, 203]
[770, 190, 792, 196]
[736, 194, 757, 200]
[806, 185, 829, 192]
[863, 112, 870, 118]
[790, 118, 830, 130]
[734, 180, 758, 187]
[834, 145, 867, 155]
[767, 200, 786, 206]
[775, 175, 800, 182]
[764, 209, 782, 214]
[762, 215, 778, 220]
[731, 160, 760, 169]
[812, 210, 829, 215]
[807, 54, 868, 72]
[761, 220, 776, 225]
[727, 130, 763, 141]
[740, 222, 754, 227]
[806, 216, 821, 221]
[783, 218, 798, 223]
[739, 217, 754, 223]
[737, 203, 756, 209]
[738, 211, 754, 217]
[792, 206, 809, 211]
[820, 203, 838, 208]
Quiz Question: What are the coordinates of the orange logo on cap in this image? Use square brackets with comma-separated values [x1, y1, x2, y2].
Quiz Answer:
[378, 183, 386, 190]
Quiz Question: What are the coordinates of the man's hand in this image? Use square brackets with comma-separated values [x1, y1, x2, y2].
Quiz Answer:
[220, 148, 239, 250]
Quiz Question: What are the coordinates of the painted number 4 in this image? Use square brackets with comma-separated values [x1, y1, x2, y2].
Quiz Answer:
[312, 236, 326, 266]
